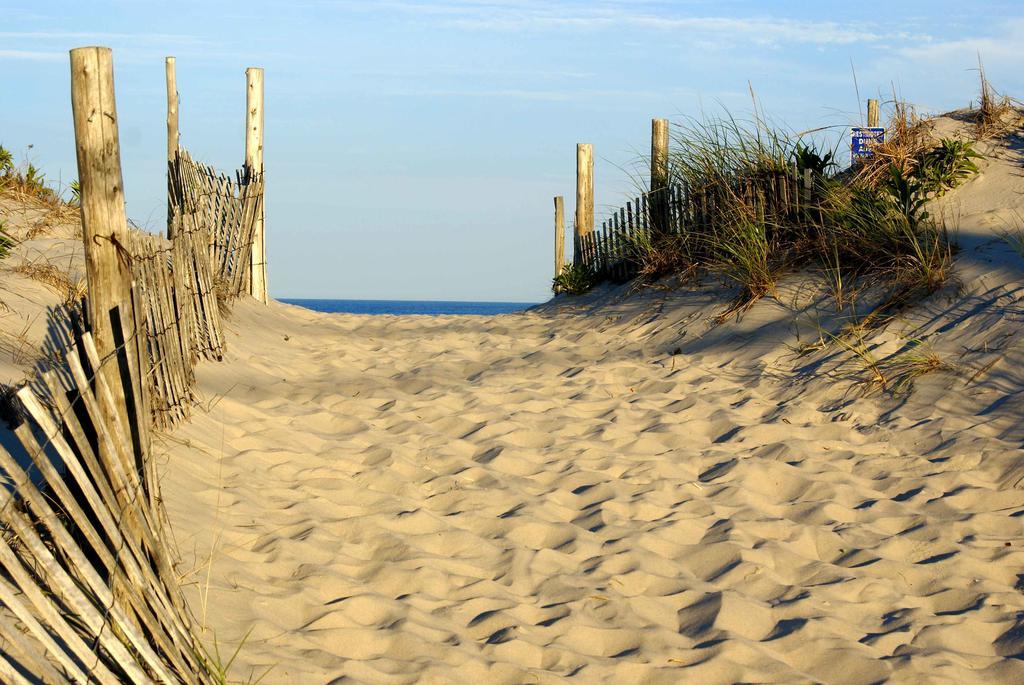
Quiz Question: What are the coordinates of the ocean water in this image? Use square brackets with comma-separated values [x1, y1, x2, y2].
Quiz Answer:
[281, 299, 539, 316]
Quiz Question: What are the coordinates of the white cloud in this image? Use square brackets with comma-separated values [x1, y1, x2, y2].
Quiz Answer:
[328, 1, 918, 46]
[894, 19, 1024, 65]
[0, 30, 243, 65]
[351, 65, 595, 80]
[456, 13, 886, 46]
[0, 30, 209, 43]
[0, 49, 63, 61]
[381, 85, 700, 101]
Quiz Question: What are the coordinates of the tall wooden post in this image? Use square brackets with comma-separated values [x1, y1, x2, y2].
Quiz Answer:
[574, 143, 593, 265]
[554, 195, 565, 285]
[166, 57, 178, 163]
[245, 67, 267, 304]
[165, 56, 178, 237]
[69, 46, 140, 462]
[867, 98, 880, 128]
[651, 118, 669, 235]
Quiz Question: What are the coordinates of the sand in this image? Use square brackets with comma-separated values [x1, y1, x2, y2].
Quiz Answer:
[3, 115, 1024, 684]
[0, 198, 84, 388]
[155, 278, 1019, 683]
[161, 114, 1024, 685]
[159, 279, 1024, 683]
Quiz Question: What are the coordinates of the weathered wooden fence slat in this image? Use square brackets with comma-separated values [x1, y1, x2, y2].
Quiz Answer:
[570, 165, 825, 285]
[1, 48, 270, 682]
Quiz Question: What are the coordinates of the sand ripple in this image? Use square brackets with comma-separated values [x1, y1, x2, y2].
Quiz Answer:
[163, 297, 1024, 684]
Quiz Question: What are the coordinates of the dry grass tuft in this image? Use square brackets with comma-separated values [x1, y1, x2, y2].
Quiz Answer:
[0, 143, 80, 234]
[886, 338, 951, 394]
[23, 219, 64, 241]
[11, 260, 87, 305]
[1003, 223, 1024, 259]
[0, 316, 39, 367]
[854, 99, 932, 188]
[806, 313, 955, 395]
[625, 230, 697, 287]
[974, 60, 1020, 140]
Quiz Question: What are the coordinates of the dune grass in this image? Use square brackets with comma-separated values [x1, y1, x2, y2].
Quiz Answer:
[974, 59, 1020, 139]
[0, 144, 57, 201]
[585, 88, 997, 320]
[11, 258, 88, 306]
[196, 628, 274, 685]
[0, 144, 80, 230]
[553, 90, 1010, 394]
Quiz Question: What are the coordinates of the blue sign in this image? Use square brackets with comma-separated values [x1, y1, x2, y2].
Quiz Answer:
[851, 127, 885, 159]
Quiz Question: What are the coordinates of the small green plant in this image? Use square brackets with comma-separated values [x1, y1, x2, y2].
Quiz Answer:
[882, 164, 929, 227]
[817, 326, 949, 396]
[917, 138, 982, 195]
[0, 145, 13, 176]
[196, 628, 273, 684]
[792, 142, 837, 175]
[0, 146, 61, 203]
[553, 261, 597, 295]
[23, 164, 45, 191]
[819, 174, 953, 297]
[69, 179, 81, 206]
[821, 242, 854, 311]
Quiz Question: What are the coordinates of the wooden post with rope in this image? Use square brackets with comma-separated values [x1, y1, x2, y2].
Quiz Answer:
[70, 46, 148, 471]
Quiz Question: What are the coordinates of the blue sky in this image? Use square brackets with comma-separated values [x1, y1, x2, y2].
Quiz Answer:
[2, 1, 1022, 302]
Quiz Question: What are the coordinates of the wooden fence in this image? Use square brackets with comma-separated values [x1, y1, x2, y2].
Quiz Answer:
[168, 149, 266, 304]
[0, 46, 265, 682]
[574, 164, 819, 283]
[557, 118, 830, 286]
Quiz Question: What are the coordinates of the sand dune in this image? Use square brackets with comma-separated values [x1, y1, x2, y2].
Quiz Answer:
[2, 116, 1022, 684]
[162, 270, 1024, 683]
[0, 199, 84, 387]
[159, 120, 1024, 683]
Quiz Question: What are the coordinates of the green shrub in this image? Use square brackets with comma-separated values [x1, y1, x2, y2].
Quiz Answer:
[820, 177, 952, 295]
[23, 164, 45, 193]
[882, 164, 930, 227]
[0, 145, 13, 176]
[566, 104, 963, 319]
[669, 114, 794, 194]
[917, 138, 981, 195]
[553, 262, 597, 295]
[667, 113, 798, 273]
[0, 147, 59, 202]
[792, 142, 837, 175]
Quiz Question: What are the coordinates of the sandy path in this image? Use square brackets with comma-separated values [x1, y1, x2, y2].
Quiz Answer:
[160, 294, 1024, 685]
